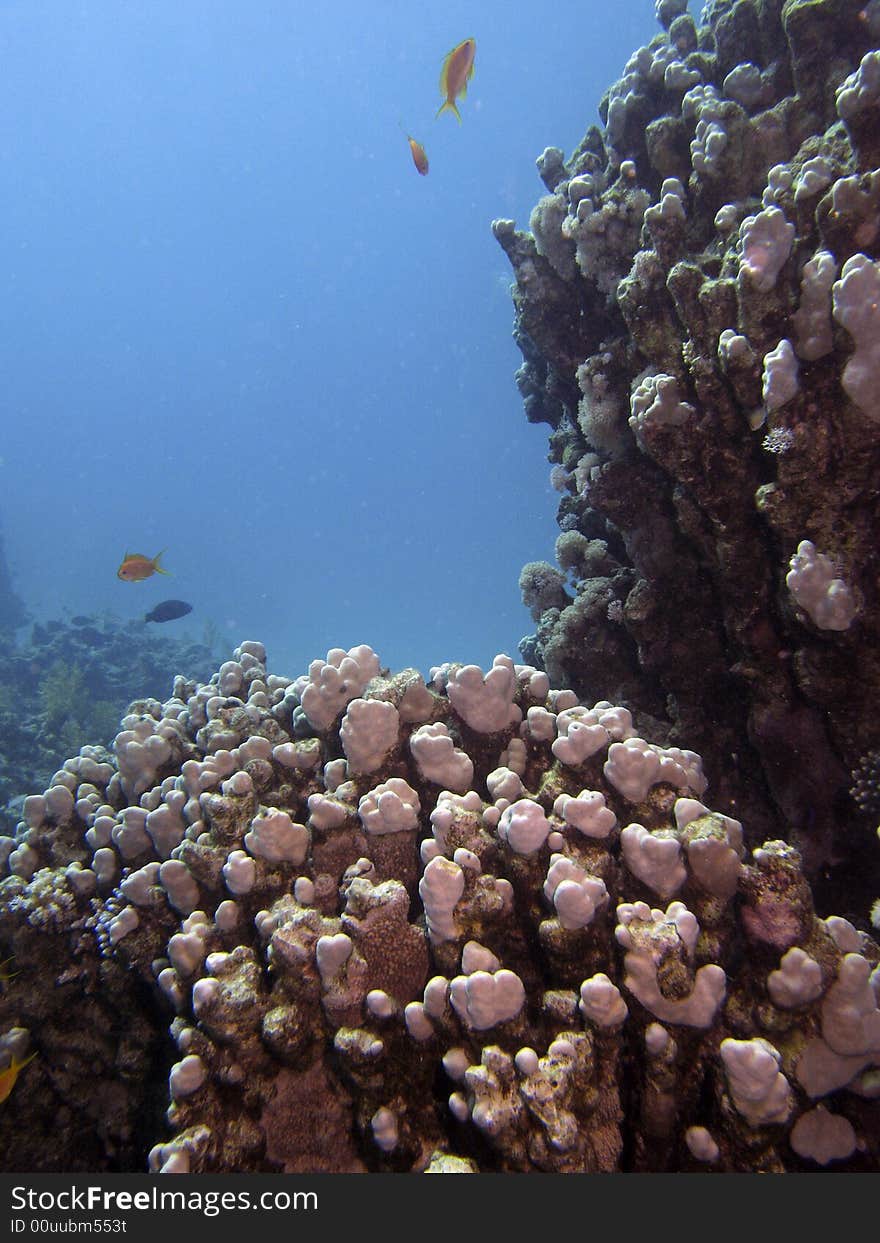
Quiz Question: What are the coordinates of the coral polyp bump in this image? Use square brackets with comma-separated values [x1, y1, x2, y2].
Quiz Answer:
[0, 640, 877, 1172]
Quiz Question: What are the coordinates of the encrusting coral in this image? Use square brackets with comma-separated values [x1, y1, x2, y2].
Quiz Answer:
[492, 0, 880, 899]
[0, 641, 877, 1172]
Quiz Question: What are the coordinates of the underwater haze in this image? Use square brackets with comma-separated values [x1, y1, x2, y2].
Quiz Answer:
[0, 0, 652, 678]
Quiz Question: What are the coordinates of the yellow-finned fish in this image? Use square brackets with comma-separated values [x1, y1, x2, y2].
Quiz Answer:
[117, 550, 170, 582]
[436, 38, 476, 123]
[405, 133, 429, 175]
[0, 1051, 36, 1105]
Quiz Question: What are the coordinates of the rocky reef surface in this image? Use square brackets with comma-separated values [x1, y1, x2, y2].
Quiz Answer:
[0, 641, 877, 1172]
[493, 0, 880, 905]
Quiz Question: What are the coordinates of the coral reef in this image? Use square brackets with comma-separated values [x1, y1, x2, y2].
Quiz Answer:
[0, 643, 877, 1173]
[0, 613, 223, 835]
[493, 0, 880, 903]
[1, 0, 878, 1183]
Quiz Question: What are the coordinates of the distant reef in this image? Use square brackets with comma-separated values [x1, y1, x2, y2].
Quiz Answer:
[494, 0, 880, 910]
[0, 527, 28, 637]
[0, 612, 222, 834]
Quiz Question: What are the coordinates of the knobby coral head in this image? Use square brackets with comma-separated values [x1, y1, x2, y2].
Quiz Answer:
[0, 640, 877, 1173]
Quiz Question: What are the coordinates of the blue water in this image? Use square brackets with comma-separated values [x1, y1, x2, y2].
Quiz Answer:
[0, 0, 652, 680]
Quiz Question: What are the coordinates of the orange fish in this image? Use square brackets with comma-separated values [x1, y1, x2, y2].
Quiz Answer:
[406, 133, 429, 175]
[436, 38, 476, 122]
[0, 1051, 36, 1105]
[117, 550, 170, 582]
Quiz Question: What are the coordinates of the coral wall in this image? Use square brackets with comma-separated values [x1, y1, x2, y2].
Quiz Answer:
[495, 0, 880, 899]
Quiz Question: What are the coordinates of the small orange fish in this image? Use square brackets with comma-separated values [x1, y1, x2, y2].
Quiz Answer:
[117, 550, 170, 582]
[406, 133, 429, 175]
[436, 37, 476, 123]
[0, 1051, 36, 1104]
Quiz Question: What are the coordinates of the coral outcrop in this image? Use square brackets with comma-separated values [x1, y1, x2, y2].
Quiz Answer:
[493, 0, 880, 900]
[0, 643, 877, 1172]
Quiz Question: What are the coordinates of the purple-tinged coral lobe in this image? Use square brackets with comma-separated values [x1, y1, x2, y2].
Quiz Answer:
[832, 253, 880, 421]
[786, 541, 857, 632]
[739, 206, 795, 292]
[761, 339, 799, 411]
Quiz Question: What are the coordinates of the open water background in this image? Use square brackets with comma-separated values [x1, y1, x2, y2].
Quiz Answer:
[0, 0, 652, 678]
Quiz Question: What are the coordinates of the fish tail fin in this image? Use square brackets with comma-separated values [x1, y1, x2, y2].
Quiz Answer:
[435, 100, 462, 123]
[153, 550, 171, 575]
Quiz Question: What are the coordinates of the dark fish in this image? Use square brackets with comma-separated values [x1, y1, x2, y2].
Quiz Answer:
[70, 615, 92, 627]
[144, 599, 193, 624]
